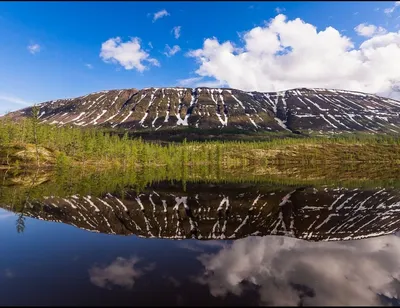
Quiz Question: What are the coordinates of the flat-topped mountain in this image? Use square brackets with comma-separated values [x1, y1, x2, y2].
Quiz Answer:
[5, 87, 400, 134]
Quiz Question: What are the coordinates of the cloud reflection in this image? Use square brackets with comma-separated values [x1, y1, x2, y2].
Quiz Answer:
[0, 210, 15, 220]
[89, 256, 154, 290]
[4, 269, 14, 278]
[178, 240, 228, 253]
[196, 235, 400, 306]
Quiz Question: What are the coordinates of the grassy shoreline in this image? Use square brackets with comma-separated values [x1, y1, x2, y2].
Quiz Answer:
[1, 118, 400, 171]
[1, 139, 400, 170]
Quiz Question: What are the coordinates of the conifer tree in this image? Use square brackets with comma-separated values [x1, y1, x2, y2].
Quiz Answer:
[31, 105, 41, 167]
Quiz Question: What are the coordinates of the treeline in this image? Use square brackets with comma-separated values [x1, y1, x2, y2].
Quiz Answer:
[1, 117, 400, 170]
[3, 161, 400, 219]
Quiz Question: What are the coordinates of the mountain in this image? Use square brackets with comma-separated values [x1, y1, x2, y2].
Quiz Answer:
[3, 183, 400, 241]
[5, 87, 400, 134]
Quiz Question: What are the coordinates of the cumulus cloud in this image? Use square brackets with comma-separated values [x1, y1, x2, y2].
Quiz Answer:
[172, 26, 181, 39]
[196, 235, 400, 306]
[27, 43, 40, 54]
[384, 1, 400, 16]
[185, 14, 400, 99]
[89, 256, 154, 290]
[164, 44, 181, 57]
[354, 23, 387, 37]
[100, 37, 160, 72]
[275, 7, 285, 14]
[153, 9, 169, 22]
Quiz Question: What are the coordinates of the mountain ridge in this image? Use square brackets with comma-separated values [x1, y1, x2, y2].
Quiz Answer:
[5, 86, 400, 135]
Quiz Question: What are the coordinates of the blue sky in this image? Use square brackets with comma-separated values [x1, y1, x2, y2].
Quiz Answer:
[0, 1, 399, 114]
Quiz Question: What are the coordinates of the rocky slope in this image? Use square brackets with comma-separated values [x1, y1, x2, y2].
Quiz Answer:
[5, 87, 400, 134]
[3, 183, 400, 241]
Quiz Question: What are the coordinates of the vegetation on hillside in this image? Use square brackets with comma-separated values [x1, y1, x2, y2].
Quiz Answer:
[1, 116, 400, 172]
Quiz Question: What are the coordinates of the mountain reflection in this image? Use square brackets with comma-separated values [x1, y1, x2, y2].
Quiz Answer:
[194, 234, 400, 306]
[2, 182, 400, 241]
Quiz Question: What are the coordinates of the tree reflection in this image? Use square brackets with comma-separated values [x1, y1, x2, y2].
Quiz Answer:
[12, 168, 40, 234]
[16, 213, 25, 233]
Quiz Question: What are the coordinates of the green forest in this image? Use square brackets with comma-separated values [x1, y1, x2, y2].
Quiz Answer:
[1, 108, 400, 172]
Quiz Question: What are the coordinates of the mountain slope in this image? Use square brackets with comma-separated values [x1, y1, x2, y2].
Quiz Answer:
[5, 87, 400, 134]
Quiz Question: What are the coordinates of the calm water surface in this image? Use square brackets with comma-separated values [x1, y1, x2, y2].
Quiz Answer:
[1, 171, 400, 306]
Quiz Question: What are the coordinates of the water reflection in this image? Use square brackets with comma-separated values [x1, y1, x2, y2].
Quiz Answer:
[89, 257, 155, 290]
[2, 182, 400, 241]
[195, 235, 400, 306]
[4, 269, 14, 279]
[1, 168, 400, 305]
[1, 205, 400, 305]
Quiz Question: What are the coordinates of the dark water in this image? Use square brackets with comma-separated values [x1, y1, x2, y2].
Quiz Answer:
[2, 173, 400, 306]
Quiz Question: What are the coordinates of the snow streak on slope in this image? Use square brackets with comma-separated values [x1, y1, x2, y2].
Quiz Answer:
[7, 87, 400, 134]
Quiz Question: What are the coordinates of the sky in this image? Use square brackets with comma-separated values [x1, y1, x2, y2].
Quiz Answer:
[1, 1, 400, 114]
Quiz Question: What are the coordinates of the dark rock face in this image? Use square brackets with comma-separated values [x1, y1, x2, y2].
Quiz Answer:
[5, 87, 400, 133]
[5, 184, 400, 241]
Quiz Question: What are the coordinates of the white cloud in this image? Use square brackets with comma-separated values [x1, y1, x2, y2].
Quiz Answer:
[177, 77, 204, 87]
[85, 63, 93, 69]
[384, 1, 400, 16]
[196, 235, 400, 305]
[153, 9, 169, 22]
[186, 14, 400, 99]
[0, 94, 32, 117]
[275, 7, 285, 14]
[164, 44, 181, 57]
[27, 43, 40, 54]
[0, 95, 30, 106]
[172, 26, 181, 39]
[100, 37, 160, 72]
[148, 42, 153, 49]
[89, 257, 154, 290]
[354, 23, 387, 37]
[197, 80, 227, 88]
[176, 76, 227, 88]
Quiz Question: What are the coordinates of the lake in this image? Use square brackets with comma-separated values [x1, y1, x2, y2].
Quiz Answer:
[1, 168, 400, 306]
